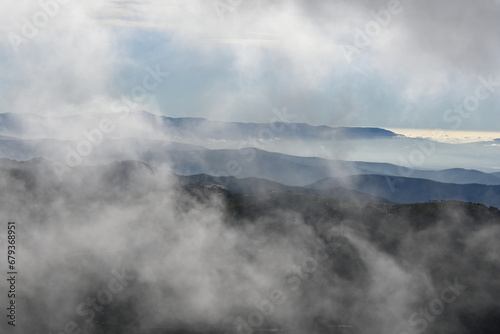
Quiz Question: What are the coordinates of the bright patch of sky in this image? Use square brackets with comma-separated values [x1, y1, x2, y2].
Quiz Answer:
[388, 129, 500, 144]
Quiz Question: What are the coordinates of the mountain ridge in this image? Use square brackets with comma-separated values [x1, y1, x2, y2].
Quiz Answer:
[2, 157, 500, 208]
[307, 174, 500, 208]
[1, 136, 500, 186]
[0, 111, 402, 137]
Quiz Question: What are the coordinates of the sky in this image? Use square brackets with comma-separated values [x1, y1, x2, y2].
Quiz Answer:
[1, 0, 500, 132]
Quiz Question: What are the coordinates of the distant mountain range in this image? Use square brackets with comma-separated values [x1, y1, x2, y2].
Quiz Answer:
[307, 174, 500, 208]
[2, 158, 500, 208]
[1, 136, 500, 187]
[0, 111, 399, 141]
[2, 111, 500, 208]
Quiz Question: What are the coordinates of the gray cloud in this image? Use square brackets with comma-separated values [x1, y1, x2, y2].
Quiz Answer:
[1, 0, 499, 129]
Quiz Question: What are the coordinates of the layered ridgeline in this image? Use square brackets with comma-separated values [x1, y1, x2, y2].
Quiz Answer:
[1, 110, 499, 173]
[2, 137, 500, 186]
[0, 159, 499, 334]
[2, 112, 500, 210]
[2, 145, 500, 207]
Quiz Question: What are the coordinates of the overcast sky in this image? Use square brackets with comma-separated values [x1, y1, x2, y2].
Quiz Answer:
[1, 0, 499, 131]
